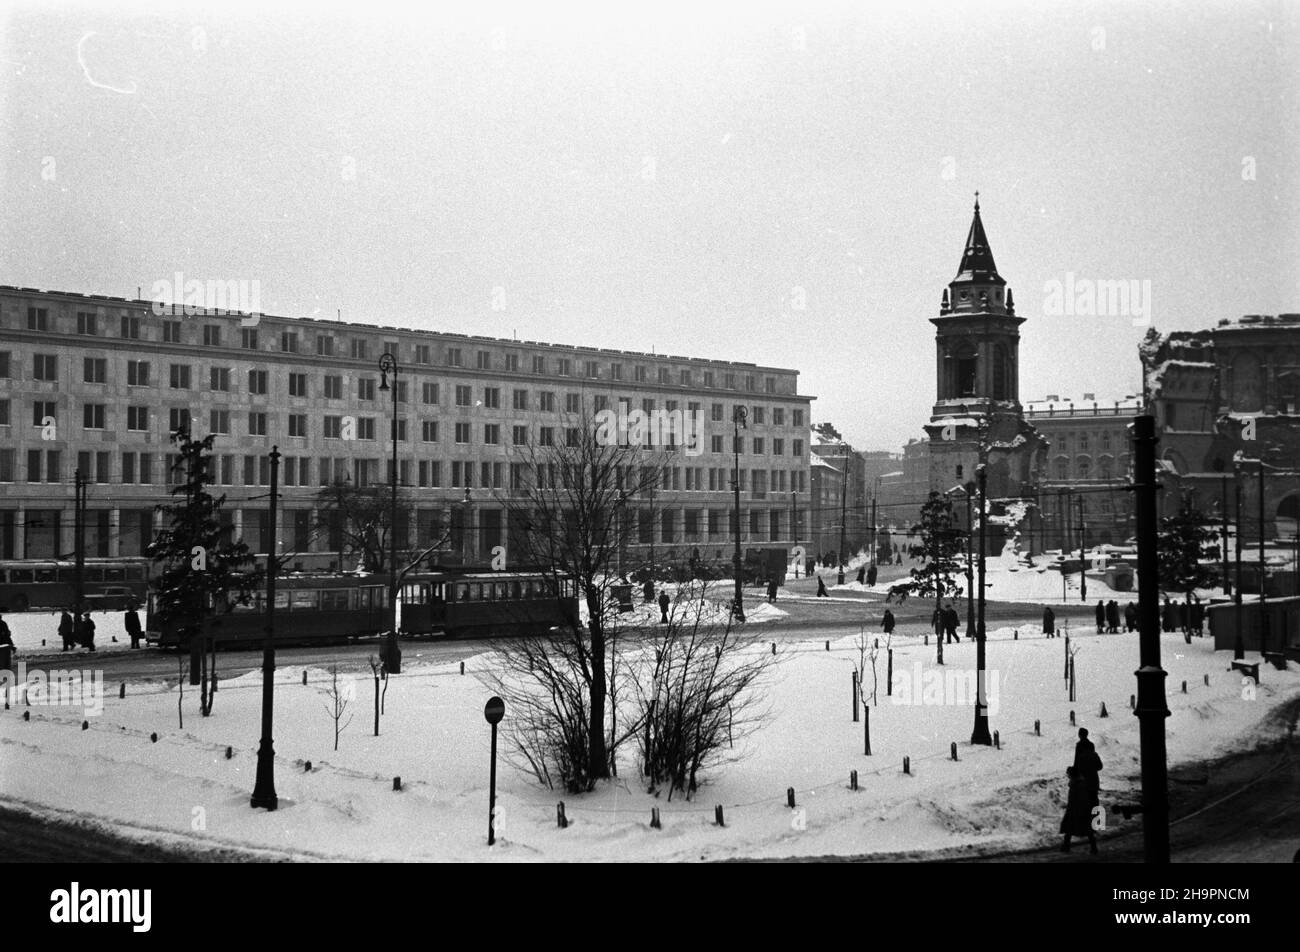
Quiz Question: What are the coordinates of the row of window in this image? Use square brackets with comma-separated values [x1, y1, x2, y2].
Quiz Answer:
[2, 352, 807, 427]
[0, 447, 808, 494]
[18, 307, 790, 392]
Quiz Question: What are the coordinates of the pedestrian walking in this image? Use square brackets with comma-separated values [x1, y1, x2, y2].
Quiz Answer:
[944, 605, 961, 643]
[1161, 597, 1174, 632]
[1105, 599, 1120, 634]
[657, 590, 670, 624]
[643, 578, 654, 603]
[1124, 601, 1138, 632]
[1043, 605, 1056, 638]
[77, 613, 96, 651]
[125, 606, 143, 649]
[1189, 594, 1204, 636]
[58, 610, 74, 651]
[856, 566, 866, 585]
[866, 564, 877, 588]
[1059, 766, 1099, 854]
[816, 576, 828, 597]
[882, 609, 896, 635]
[1095, 600, 1105, 633]
[766, 578, 778, 603]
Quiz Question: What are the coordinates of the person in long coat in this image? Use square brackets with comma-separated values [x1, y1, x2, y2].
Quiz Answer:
[1095, 600, 1106, 633]
[1189, 595, 1205, 636]
[58, 610, 75, 651]
[1105, 600, 1120, 633]
[1060, 766, 1099, 854]
[816, 576, 829, 597]
[77, 614, 96, 651]
[1161, 597, 1174, 632]
[125, 608, 143, 649]
[866, 564, 878, 588]
[0, 612, 14, 671]
[1043, 605, 1056, 638]
[945, 606, 961, 643]
[1124, 601, 1138, 632]
[882, 609, 896, 635]
[657, 590, 670, 624]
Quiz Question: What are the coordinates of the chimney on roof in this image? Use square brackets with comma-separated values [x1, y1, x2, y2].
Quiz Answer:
[1083, 393, 1095, 401]
[1046, 394, 1059, 402]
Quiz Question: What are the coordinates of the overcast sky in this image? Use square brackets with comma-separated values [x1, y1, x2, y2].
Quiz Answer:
[2, 0, 1296, 450]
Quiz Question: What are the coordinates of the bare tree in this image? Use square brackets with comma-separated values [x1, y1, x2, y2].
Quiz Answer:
[855, 628, 886, 708]
[177, 656, 186, 730]
[367, 655, 384, 736]
[314, 480, 452, 575]
[198, 633, 218, 717]
[490, 415, 668, 790]
[631, 581, 776, 800]
[322, 664, 354, 751]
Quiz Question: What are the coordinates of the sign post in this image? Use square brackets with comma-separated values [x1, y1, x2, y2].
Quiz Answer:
[484, 696, 505, 846]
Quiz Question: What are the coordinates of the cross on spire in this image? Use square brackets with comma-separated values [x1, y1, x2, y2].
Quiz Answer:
[974, 190, 980, 211]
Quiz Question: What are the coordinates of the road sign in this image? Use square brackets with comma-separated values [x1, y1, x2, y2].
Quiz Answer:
[484, 696, 505, 724]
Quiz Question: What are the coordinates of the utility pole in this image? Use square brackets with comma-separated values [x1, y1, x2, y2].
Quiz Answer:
[732, 406, 747, 622]
[870, 486, 879, 569]
[251, 447, 280, 810]
[837, 454, 848, 586]
[1132, 415, 1170, 863]
[964, 486, 975, 640]
[73, 468, 85, 628]
[378, 354, 401, 675]
[791, 490, 798, 578]
[1078, 493, 1087, 603]
[1234, 477, 1244, 659]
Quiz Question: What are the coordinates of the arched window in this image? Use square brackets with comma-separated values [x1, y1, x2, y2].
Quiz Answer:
[993, 344, 1008, 400]
[1098, 455, 1114, 479]
[1055, 455, 1069, 480]
[1077, 456, 1091, 479]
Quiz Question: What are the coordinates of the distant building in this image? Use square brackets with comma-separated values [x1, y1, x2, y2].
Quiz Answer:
[1139, 315, 1300, 545]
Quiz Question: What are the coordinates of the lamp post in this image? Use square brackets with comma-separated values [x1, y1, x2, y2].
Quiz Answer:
[1214, 459, 1231, 596]
[731, 405, 747, 621]
[378, 353, 401, 675]
[972, 459, 991, 745]
[1234, 463, 1244, 659]
[250, 447, 280, 810]
[963, 483, 975, 640]
[837, 453, 848, 586]
[791, 490, 798, 578]
[1077, 493, 1088, 603]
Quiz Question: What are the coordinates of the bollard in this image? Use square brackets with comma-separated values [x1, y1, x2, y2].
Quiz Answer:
[1204, 674, 1209, 686]
[225, 746, 233, 759]
[825, 640, 829, 651]
[874, 638, 879, 650]
[149, 731, 156, 742]
[863, 705, 871, 756]
[903, 755, 911, 775]
[557, 802, 568, 828]
[924, 634, 929, 646]
[81, 721, 89, 731]
[850, 769, 859, 791]
[304, 761, 312, 772]
[1099, 702, 1109, 718]
[950, 741, 958, 761]
[1014, 629, 1018, 640]
[887, 649, 893, 696]
[771, 642, 776, 656]
[1034, 719, 1041, 736]
[650, 807, 661, 830]
[852, 670, 859, 722]
[302, 670, 308, 685]
[393, 776, 402, 791]
[787, 787, 796, 808]
[1064, 635, 1070, 679]
[24, 711, 31, 721]
[119, 683, 126, 699]
[993, 730, 1000, 749]
[460, 661, 465, 675]
[1069, 710, 1075, 726]
[1181, 680, 1187, 694]
[41, 639, 46, 647]
[715, 805, 725, 827]
[1131, 694, 1136, 710]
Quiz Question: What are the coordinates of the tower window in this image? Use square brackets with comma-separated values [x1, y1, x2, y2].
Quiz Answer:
[958, 357, 977, 397]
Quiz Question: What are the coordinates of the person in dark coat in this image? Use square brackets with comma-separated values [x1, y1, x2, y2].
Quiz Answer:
[856, 566, 866, 585]
[1060, 766, 1099, 854]
[58, 610, 75, 651]
[1095, 600, 1105, 633]
[944, 606, 961, 643]
[643, 578, 654, 602]
[1043, 605, 1056, 638]
[766, 578, 778, 603]
[1174, 600, 1187, 633]
[0, 612, 14, 671]
[1161, 597, 1174, 632]
[882, 609, 896, 635]
[1189, 594, 1204, 636]
[125, 608, 143, 649]
[866, 564, 877, 588]
[1073, 728, 1103, 799]
[1105, 600, 1120, 633]
[657, 590, 670, 624]
[816, 576, 828, 597]
[1124, 601, 1138, 632]
[77, 614, 96, 651]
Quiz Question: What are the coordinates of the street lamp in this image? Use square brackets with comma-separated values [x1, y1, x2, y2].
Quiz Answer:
[731, 405, 747, 622]
[837, 454, 849, 586]
[378, 353, 401, 675]
[250, 447, 281, 809]
[972, 459, 991, 745]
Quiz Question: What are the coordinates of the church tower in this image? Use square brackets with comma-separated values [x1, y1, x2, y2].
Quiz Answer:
[924, 196, 1046, 501]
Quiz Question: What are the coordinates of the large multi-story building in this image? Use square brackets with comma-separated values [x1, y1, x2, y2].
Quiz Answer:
[1140, 315, 1300, 543]
[1025, 393, 1141, 550]
[0, 285, 813, 571]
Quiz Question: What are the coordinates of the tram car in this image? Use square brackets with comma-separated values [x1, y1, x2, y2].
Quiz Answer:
[145, 569, 580, 648]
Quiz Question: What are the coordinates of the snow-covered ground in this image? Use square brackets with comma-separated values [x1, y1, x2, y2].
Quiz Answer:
[4, 610, 136, 655]
[1, 618, 1294, 861]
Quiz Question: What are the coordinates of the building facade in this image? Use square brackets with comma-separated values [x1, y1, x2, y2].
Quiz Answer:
[0, 286, 813, 571]
[1140, 315, 1300, 544]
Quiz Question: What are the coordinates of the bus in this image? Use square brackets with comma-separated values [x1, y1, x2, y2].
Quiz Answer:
[0, 558, 151, 612]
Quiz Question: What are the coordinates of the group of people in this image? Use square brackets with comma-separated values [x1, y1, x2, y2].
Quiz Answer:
[1162, 595, 1205, 636]
[931, 604, 963, 643]
[1094, 599, 1138, 633]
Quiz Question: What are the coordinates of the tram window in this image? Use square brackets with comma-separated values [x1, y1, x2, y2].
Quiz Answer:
[103, 568, 125, 582]
[432, 584, 443, 601]
[85, 568, 105, 583]
[35, 568, 56, 583]
[11, 570, 32, 583]
[320, 590, 350, 611]
[291, 590, 318, 610]
[126, 565, 144, 581]
[473, 584, 484, 601]
[510, 581, 521, 599]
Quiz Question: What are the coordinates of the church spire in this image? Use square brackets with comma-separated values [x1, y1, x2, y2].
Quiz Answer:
[955, 191, 1000, 283]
